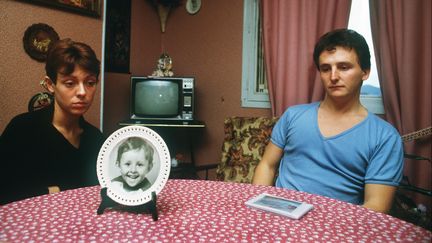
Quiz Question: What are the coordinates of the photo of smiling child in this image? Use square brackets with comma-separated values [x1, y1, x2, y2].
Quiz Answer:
[111, 137, 155, 193]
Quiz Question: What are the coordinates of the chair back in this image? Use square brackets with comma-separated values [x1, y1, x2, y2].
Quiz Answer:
[216, 116, 279, 183]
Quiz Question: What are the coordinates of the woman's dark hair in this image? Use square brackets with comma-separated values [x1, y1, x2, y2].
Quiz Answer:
[45, 38, 100, 83]
[313, 29, 371, 71]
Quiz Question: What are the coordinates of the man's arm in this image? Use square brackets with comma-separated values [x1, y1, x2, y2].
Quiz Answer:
[363, 184, 397, 213]
[252, 142, 283, 186]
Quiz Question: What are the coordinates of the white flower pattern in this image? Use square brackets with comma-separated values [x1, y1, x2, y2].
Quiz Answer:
[1, 180, 431, 242]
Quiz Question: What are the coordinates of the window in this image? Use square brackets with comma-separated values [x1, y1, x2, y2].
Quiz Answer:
[349, 0, 384, 114]
[241, 0, 270, 108]
[241, 0, 384, 114]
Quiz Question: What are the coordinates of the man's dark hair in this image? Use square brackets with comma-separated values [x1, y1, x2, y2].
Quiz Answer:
[45, 38, 100, 83]
[313, 29, 371, 71]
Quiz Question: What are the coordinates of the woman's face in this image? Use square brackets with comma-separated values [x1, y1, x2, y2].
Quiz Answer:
[46, 66, 98, 118]
[118, 148, 150, 187]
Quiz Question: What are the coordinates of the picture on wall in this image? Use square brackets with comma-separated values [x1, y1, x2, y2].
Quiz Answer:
[22, 0, 101, 18]
[104, 0, 131, 73]
[22, 23, 60, 62]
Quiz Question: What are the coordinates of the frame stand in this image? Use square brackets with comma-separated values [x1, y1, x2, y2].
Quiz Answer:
[97, 187, 158, 221]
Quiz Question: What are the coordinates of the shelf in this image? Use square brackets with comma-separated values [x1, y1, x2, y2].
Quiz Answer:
[119, 119, 205, 128]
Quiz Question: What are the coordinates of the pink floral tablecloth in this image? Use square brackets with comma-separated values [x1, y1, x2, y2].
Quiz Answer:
[1, 179, 431, 242]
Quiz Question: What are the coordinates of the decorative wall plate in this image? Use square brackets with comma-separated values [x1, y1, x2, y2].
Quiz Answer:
[23, 23, 60, 62]
[97, 126, 171, 206]
[27, 92, 54, 112]
[186, 0, 201, 15]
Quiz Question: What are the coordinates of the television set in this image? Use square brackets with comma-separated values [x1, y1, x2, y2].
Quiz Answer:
[130, 76, 195, 121]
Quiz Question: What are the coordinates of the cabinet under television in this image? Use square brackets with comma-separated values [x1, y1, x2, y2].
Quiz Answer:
[118, 119, 205, 128]
[118, 119, 206, 179]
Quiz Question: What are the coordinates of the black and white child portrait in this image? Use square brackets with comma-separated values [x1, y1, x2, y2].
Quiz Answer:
[110, 136, 159, 194]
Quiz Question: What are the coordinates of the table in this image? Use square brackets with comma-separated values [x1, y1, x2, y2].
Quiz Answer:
[1, 180, 431, 242]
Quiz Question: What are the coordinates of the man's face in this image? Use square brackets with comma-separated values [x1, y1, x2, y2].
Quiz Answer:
[46, 66, 98, 117]
[118, 148, 150, 187]
[318, 46, 370, 100]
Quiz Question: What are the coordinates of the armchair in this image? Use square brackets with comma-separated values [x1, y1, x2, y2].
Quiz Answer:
[215, 116, 279, 183]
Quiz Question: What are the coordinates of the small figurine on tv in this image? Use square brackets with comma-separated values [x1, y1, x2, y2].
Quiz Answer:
[152, 53, 174, 77]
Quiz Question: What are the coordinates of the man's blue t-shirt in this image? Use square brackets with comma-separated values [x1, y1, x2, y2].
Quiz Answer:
[272, 102, 403, 205]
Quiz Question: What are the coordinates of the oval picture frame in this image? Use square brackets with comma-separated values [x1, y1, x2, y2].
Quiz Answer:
[97, 126, 171, 206]
[23, 23, 60, 62]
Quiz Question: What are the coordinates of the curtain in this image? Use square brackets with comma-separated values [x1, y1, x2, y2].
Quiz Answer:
[370, 0, 431, 205]
[261, 0, 352, 116]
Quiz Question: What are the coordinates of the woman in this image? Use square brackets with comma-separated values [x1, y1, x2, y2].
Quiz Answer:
[0, 39, 105, 204]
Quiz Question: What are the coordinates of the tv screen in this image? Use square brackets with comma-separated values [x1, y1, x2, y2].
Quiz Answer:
[134, 80, 180, 117]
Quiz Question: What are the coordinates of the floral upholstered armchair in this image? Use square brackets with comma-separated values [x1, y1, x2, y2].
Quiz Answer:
[215, 117, 279, 183]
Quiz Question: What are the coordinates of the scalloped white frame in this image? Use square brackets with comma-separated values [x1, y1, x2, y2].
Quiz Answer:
[97, 126, 171, 206]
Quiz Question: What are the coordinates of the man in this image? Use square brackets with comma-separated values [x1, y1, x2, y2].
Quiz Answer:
[0, 39, 105, 204]
[252, 29, 403, 213]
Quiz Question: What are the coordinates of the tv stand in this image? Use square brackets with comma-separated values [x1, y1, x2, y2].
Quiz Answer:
[119, 119, 205, 128]
[118, 119, 205, 179]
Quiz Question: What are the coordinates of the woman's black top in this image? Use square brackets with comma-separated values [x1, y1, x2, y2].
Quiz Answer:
[0, 105, 105, 204]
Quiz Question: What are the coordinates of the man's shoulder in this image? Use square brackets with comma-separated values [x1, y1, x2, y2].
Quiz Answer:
[366, 113, 400, 134]
[280, 102, 318, 119]
[287, 102, 318, 111]
[362, 113, 402, 146]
